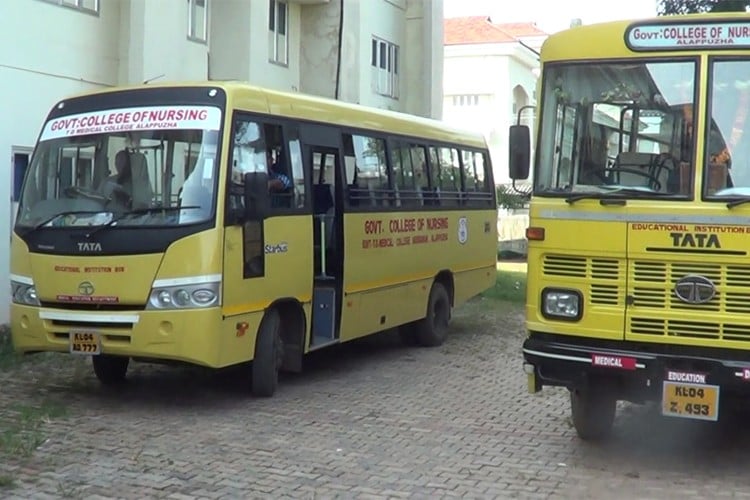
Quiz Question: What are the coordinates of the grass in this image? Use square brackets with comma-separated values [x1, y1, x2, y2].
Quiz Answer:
[480, 262, 528, 303]
[0, 475, 15, 489]
[0, 400, 68, 459]
[0, 325, 18, 370]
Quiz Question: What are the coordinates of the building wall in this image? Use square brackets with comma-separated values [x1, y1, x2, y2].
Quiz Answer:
[443, 41, 540, 185]
[0, 0, 444, 324]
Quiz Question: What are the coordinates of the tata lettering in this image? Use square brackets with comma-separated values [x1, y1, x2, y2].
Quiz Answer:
[669, 232, 721, 248]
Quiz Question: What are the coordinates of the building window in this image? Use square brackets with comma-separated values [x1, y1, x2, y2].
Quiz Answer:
[188, 0, 208, 43]
[451, 94, 481, 107]
[269, 0, 289, 65]
[42, 0, 99, 14]
[371, 37, 399, 99]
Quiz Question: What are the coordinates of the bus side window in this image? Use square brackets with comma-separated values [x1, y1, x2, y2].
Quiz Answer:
[390, 141, 421, 207]
[345, 133, 390, 207]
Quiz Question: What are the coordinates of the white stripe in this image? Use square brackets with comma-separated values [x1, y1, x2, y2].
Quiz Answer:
[39, 311, 139, 324]
[538, 210, 750, 226]
[152, 274, 222, 288]
[523, 348, 646, 369]
[10, 274, 34, 285]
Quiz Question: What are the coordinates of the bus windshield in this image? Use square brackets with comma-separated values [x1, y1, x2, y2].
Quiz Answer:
[15, 105, 222, 230]
[705, 59, 750, 198]
[534, 60, 696, 197]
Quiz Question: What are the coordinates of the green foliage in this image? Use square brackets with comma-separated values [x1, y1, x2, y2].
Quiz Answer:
[496, 184, 528, 210]
[658, 0, 749, 14]
[0, 400, 68, 458]
[481, 269, 527, 303]
[0, 326, 17, 369]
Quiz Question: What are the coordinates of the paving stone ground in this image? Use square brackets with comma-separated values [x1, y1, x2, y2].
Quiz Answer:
[2, 297, 750, 499]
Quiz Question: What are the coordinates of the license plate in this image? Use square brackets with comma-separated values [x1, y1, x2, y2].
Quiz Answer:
[661, 381, 719, 421]
[69, 331, 101, 355]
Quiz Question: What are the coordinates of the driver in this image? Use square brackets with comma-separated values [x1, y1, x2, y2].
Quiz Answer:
[99, 150, 133, 206]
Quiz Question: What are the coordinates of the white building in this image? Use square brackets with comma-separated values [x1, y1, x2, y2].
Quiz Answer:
[0, 0, 444, 324]
[442, 16, 546, 186]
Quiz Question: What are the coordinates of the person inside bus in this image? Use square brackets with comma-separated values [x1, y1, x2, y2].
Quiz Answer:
[99, 149, 153, 209]
[99, 149, 134, 208]
[267, 149, 292, 208]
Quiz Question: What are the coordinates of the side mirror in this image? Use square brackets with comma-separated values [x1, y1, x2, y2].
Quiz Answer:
[243, 171, 269, 220]
[509, 125, 531, 180]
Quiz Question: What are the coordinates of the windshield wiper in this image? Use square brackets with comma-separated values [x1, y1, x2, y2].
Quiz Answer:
[565, 188, 667, 205]
[726, 197, 750, 209]
[83, 206, 203, 237]
[31, 211, 108, 230]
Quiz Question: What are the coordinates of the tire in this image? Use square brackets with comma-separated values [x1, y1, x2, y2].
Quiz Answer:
[398, 322, 419, 346]
[570, 384, 616, 441]
[92, 355, 129, 385]
[415, 282, 451, 347]
[251, 309, 284, 397]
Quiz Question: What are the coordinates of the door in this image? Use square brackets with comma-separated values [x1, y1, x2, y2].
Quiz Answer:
[301, 125, 344, 349]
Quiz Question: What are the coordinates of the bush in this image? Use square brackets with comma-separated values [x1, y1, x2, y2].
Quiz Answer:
[496, 184, 529, 210]
[0, 325, 14, 366]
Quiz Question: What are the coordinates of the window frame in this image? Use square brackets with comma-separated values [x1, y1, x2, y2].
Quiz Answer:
[268, 0, 290, 66]
[370, 36, 400, 99]
[187, 0, 209, 44]
[41, 0, 99, 15]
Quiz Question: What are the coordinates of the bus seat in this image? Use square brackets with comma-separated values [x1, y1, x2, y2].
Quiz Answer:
[614, 152, 672, 192]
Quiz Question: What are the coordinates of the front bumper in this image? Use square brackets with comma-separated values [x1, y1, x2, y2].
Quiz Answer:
[523, 332, 750, 400]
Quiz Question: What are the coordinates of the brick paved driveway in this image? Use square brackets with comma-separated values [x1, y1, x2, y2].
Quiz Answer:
[3, 298, 750, 499]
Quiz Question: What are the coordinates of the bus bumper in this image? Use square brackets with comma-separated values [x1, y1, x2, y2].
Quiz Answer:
[11, 304, 233, 368]
[522, 332, 750, 402]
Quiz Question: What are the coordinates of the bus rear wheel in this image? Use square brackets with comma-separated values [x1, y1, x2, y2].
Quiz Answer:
[570, 383, 616, 441]
[415, 282, 451, 347]
[251, 309, 284, 397]
[92, 355, 129, 385]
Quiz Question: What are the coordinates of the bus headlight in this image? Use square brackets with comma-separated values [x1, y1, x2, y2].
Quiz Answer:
[542, 288, 582, 320]
[11, 279, 40, 306]
[147, 279, 220, 310]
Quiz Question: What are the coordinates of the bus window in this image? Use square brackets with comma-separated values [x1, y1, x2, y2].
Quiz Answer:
[535, 60, 695, 196]
[343, 133, 389, 207]
[286, 130, 306, 209]
[436, 146, 461, 205]
[390, 141, 421, 207]
[705, 59, 750, 197]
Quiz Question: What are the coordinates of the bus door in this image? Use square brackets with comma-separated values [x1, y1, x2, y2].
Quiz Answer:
[301, 125, 344, 350]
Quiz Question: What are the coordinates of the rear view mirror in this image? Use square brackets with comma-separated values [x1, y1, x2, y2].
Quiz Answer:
[509, 125, 531, 180]
[243, 171, 270, 220]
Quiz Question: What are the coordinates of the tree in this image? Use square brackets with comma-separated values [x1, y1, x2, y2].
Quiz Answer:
[658, 0, 749, 14]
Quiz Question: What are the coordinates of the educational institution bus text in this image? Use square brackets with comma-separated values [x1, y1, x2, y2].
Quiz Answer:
[509, 13, 750, 439]
[11, 83, 497, 396]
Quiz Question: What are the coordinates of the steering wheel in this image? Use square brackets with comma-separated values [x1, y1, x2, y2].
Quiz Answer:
[589, 167, 662, 191]
[64, 186, 109, 203]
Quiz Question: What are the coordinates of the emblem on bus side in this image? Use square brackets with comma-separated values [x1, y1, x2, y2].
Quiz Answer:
[457, 217, 468, 244]
[674, 275, 716, 305]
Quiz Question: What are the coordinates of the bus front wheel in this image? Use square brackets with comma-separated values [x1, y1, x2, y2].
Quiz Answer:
[92, 355, 129, 385]
[251, 309, 284, 397]
[570, 383, 616, 441]
[416, 282, 451, 347]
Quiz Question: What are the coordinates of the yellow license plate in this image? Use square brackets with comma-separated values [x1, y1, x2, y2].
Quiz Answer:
[661, 381, 719, 421]
[69, 331, 101, 355]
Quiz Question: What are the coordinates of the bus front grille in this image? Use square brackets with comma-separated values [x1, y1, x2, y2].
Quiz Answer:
[543, 255, 622, 305]
[629, 260, 750, 341]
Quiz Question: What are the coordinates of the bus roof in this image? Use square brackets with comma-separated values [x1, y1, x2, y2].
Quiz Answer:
[541, 12, 750, 61]
[52, 81, 488, 149]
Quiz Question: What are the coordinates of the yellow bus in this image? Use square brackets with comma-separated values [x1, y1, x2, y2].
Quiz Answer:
[511, 12, 750, 439]
[11, 82, 497, 396]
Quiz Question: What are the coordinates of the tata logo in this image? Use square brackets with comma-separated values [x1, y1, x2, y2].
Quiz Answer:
[669, 232, 721, 248]
[77, 242, 102, 252]
[78, 281, 95, 296]
[674, 275, 716, 304]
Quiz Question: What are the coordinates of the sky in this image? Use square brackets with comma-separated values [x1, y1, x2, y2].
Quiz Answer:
[443, 0, 659, 34]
